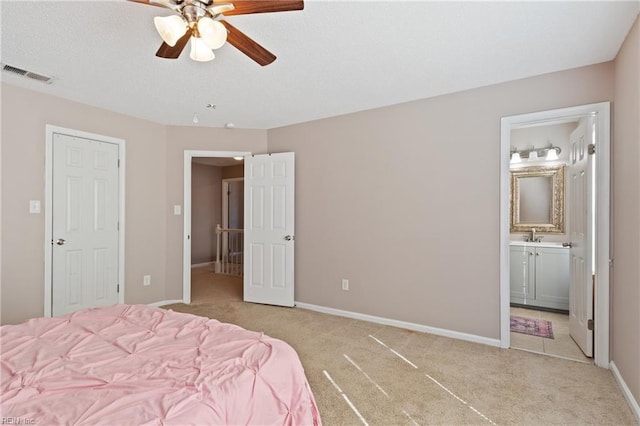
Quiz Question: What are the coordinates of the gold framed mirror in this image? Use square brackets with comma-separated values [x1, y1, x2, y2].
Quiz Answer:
[510, 165, 565, 233]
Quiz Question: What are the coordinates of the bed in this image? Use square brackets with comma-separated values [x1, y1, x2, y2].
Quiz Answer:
[0, 304, 321, 425]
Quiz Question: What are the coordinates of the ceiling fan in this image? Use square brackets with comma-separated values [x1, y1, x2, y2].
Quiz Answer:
[128, 0, 304, 65]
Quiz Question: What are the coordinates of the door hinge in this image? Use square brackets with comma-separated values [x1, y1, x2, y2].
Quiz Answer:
[587, 319, 594, 331]
[588, 144, 596, 155]
[117, 222, 120, 231]
[117, 284, 120, 293]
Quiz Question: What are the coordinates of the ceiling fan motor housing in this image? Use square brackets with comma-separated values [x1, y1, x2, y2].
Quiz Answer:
[183, 3, 209, 22]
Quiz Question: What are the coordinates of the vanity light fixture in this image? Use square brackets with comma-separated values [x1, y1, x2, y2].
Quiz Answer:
[510, 145, 561, 163]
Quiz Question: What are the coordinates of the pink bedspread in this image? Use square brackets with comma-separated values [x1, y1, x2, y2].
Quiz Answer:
[0, 304, 321, 425]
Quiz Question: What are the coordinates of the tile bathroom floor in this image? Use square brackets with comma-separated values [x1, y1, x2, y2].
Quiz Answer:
[510, 306, 592, 363]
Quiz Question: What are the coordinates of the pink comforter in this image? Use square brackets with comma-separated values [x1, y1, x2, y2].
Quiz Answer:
[0, 304, 320, 425]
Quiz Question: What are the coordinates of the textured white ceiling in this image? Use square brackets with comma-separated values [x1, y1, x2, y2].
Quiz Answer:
[1, 1, 638, 129]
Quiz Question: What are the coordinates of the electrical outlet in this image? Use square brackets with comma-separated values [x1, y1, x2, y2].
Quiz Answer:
[342, 279, 349, 291]
[173, 205, 181, 215]
[143, 275, 151, 286]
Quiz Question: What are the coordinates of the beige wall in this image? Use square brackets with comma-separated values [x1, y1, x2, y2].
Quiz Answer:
[222, 164, 244, 179]
[267, 62, 614, 339]
[0, 85, 267, 324]
[612, 15, 640, 405]
[191, 163, 222, 265]
[0, 84, 169, 323]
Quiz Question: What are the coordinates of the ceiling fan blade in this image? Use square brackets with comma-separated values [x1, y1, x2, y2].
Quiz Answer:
[156, 28, 192, 59]
[220, 20, 276, 66]
[220, 0, 303, 16]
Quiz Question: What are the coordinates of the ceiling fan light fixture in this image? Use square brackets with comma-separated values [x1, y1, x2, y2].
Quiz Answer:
[197, 17, 227, 50]
[154, 15, 188, 47]
[189, 36, 215, 62]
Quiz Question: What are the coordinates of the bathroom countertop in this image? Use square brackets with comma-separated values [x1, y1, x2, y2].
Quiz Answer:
[509, 241, 567, 248]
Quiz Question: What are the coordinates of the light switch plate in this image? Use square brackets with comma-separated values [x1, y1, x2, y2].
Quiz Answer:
[29, 200, 41, 214]
[173, 205, 181, 215]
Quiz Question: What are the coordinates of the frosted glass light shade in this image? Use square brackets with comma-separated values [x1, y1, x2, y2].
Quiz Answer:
[190, 37, 215, 62]
[528, 150, 538, 161]
[154, 15, 188, 47]
[546, 148, 559, 161]
[510, 152, 521, 164]
[197, 17, 227, 50]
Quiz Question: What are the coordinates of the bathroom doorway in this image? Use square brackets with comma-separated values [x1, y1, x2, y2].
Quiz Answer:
[500, 102, 611, 368]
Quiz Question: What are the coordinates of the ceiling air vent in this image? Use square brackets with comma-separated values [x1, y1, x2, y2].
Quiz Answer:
[1, 63, 54, 84]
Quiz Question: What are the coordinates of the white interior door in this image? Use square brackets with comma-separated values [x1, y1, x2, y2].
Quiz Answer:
[243, 153, 295, 307]
[567, 118, 594, 357]
[52, 133, 119, 316]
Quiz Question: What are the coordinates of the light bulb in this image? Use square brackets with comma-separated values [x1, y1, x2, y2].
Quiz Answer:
[197, 17, 227, 50]
[154, 15, 188, 47]
[189, 37, 215, 62]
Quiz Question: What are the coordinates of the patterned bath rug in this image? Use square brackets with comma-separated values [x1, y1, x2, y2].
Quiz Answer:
[510, 315, 554, 339]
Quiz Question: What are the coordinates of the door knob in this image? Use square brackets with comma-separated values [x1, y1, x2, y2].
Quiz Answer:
[284, 235, 294, 241]
[56, 238, 66, 246]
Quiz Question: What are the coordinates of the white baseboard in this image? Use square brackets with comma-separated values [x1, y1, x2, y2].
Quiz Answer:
[294, 302, 501, 348]
[148, 299, 184, 308]
[610, 361, 640, 422]
[191, 261, 214, 268]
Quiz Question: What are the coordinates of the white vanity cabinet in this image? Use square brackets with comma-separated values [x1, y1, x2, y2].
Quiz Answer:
[509, 243, 569, 311]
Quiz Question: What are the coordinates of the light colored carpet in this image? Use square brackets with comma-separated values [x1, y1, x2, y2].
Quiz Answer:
[163, 266, 637, 425]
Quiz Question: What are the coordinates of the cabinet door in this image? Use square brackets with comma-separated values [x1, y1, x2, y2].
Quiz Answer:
[510, 246, 535, 303]
[535, 247, 570, 310]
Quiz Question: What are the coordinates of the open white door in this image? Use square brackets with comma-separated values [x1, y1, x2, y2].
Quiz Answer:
[567, 118, 594, 357]
[51, 133, 120, 316]
[243, 153, 295, 307]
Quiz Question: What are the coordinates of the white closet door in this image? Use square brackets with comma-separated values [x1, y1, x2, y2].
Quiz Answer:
[52, 133, 119, 316]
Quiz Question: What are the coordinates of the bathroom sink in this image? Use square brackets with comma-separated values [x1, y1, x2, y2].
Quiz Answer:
[509, 241, 566, 248]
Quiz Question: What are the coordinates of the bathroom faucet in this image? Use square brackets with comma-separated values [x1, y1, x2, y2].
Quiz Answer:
[527, 228, 543, 243]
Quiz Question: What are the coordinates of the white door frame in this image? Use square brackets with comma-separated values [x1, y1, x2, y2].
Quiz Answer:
[500, 102, 610, 368]
[44, 125, 126, 317]
[182, 151, 250, 304]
